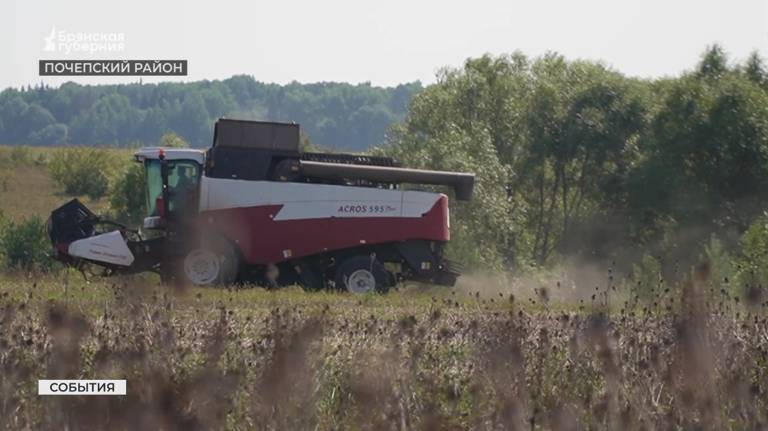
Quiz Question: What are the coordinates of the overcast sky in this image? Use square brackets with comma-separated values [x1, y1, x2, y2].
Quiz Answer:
[1, 0, 766, 90]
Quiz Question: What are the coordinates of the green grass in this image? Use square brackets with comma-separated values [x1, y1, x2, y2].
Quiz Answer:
[0, 271, 511, 317]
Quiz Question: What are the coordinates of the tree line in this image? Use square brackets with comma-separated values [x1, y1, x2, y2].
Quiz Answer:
[0, 77, 421, 151]
[383, 45, 768, 281]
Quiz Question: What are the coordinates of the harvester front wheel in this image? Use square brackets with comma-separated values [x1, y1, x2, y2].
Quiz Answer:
[335, 256, 392, 294]
[179, 236, 239, 286]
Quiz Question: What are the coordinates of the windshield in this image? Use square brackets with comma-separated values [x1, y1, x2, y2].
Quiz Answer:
[144, 159, 201, 216]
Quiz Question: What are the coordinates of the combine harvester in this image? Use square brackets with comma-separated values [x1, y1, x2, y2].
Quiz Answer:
[47, 119, 475, 293]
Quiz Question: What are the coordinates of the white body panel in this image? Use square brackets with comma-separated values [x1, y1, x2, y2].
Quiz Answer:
[68, 231, 135, 266]
[198, 177, 442, 221]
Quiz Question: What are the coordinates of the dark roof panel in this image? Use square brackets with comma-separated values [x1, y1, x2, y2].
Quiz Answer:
[214, 118, 299, 152]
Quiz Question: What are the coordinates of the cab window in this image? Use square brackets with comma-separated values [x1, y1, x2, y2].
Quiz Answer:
[167, 161, 200, 212]
[144, 159, 200, 216]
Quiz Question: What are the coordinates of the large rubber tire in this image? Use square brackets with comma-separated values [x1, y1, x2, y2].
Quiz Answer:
[335, 256, 392, 294]
[179, 235, 239, 287]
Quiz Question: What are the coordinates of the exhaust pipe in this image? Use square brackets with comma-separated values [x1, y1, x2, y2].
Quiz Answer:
[298, 160, 475, 201]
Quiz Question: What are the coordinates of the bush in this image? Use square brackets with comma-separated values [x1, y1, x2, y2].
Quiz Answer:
[109, 162, 147, 224]
[631, 253, 662, 301]
[160, 132, 188, 148]
[0, 169, 9, 192]
[9, 145, 32, 164]
[700, 234, 734, 291]
[0, 216, 55, 272]
[735, 214, 768, 289]
[48, 147, 121, 200]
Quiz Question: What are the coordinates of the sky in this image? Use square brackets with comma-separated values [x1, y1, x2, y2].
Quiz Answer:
[1, 0, 766, 90]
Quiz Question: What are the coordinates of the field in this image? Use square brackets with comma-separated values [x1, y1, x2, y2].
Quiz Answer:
[1, 145, 768, 429]
[0, 146, 124, 222]
[1, 267, 767, 430]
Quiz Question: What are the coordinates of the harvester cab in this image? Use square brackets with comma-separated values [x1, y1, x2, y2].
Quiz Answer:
[133, 147, 205, 229]
[48, 119, 475, 293]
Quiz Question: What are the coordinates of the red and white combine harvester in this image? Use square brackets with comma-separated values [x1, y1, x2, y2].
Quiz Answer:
[48, 119, 475, 293]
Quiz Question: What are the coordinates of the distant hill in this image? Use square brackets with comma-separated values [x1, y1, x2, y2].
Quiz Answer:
[0, 77, 422, 151]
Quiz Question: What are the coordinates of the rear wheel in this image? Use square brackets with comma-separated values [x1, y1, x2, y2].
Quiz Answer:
[178, 236, 239, 286]
[335, 256, 392, 294]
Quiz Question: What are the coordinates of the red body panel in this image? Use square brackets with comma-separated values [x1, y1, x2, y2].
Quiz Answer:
[199, 195, 450, 265]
